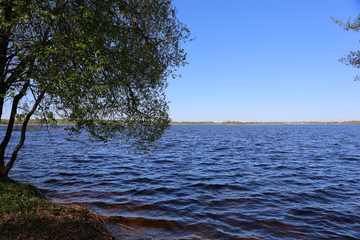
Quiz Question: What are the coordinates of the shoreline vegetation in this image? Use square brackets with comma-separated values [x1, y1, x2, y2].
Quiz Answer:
[0, 179, 113, 239]
[1, 179, 156, 239]
[1, 119, 360, 126]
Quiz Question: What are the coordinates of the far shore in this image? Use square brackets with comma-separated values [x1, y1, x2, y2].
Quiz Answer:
[171, 121, 360, 125]
[1, 119, 360, 126]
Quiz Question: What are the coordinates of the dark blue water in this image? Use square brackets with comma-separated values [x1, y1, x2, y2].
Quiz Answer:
[3, 125, 360, 239]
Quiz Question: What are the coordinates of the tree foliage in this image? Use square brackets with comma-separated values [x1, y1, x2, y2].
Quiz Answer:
[333, 15, 360, 80]
[0, 0, 190, 178]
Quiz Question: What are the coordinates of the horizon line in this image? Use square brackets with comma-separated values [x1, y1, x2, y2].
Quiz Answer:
[170, 120, 360, 125]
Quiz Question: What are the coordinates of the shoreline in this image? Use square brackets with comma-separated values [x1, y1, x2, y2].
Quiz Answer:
[170, 120, 360, 125]
[0, 179, 113, 240]
[1, 119, 360, 126]
[0, 179, 154, 239]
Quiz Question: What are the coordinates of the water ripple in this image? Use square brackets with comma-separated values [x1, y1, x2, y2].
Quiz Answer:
[4, 125, 360, 239]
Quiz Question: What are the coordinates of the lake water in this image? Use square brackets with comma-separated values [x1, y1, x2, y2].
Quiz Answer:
[3, 125, 360, 239]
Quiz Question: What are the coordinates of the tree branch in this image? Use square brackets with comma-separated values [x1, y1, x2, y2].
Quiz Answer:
[4, 55, 33, 87]
[5, 90, 45, 175]
[0, 80, 30, 168]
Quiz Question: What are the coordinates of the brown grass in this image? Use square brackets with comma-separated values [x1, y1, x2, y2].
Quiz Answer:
[1, 204, 113, 240]
[0, 180, 113, 240]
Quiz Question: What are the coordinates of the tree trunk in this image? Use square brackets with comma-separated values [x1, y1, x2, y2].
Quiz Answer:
[0, 81, 29, 164]
[0, 0, 13, 176]
[3, 91, 45, 177]
[0, 0, 13, 119]
[0, 168, 8, 181]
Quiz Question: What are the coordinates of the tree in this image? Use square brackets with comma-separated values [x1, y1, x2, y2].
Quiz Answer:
[0, 0, 190, 180]
[333, 15, 360, 80]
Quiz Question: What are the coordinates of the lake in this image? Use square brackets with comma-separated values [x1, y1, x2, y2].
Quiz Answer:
[3, 125, 360, 239]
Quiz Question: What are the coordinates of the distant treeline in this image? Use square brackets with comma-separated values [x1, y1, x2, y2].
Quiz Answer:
[171, 121, 360, 125]
[0, 119, 74, 125]
[2, 119, 360, 126]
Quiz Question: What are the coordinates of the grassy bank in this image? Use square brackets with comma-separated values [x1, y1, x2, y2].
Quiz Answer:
[0, 179, 112, 240]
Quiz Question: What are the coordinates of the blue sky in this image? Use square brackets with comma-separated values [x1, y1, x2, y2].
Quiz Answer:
[167, 0, 360, 122]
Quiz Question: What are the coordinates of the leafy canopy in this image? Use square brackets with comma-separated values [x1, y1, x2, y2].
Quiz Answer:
[333, 15, 360, 80]
[0, 0, 190, 148]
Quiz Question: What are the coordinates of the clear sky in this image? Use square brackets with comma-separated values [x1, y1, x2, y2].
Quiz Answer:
[167, 0, 360, 122]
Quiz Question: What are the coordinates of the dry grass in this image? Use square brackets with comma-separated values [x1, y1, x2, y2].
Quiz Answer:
[0, 180, 113, 240]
